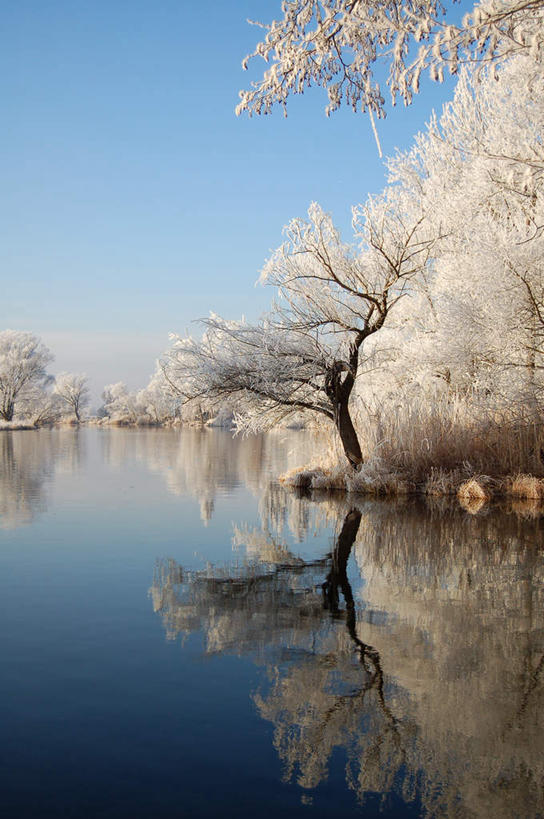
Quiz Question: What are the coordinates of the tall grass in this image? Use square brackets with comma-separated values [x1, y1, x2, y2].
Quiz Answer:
[355, 393, 544, 481]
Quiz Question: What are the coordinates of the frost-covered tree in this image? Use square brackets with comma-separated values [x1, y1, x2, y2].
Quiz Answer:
[135, 367, 181, 425]
[100, 382, 139, 425]
[0, 330, 53, 422]
[100, 367, 181, 426]
[53, 372, 90, 422]
[388, 55, 544, 402]
[328, 52, 544, 477]
[166, 199, 435, 468]
[25, 388, 64, 427]
[238, 0, 544, 122]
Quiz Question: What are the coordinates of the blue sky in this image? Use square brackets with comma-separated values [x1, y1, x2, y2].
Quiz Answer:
[1, 0, 465, 401]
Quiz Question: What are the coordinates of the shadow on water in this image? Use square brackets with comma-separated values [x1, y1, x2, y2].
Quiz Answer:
[151, 489, 544, 819]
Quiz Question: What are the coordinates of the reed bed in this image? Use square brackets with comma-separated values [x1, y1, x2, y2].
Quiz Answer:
[280, 394, 544, 507]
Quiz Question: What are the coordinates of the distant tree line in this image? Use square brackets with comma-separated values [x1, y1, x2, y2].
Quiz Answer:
[0, 329, 211, 428]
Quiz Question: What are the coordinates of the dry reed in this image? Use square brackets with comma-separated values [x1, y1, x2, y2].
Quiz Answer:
[354, 393, 544, 480]
[280, 393, 544, 506]
[508, 473, 543, 499]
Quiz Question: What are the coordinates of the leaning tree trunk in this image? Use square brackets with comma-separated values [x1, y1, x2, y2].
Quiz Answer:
[336, 397, 363, 470]
[327, 363, 363, 470]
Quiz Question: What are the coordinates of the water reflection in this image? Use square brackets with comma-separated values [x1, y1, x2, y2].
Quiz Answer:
[0, 429, 85, 529]
[151, 492, 544, 818]
[101, 427, 319, 524]
[3, 427, 543, 815]
[0, 427, 319, 529]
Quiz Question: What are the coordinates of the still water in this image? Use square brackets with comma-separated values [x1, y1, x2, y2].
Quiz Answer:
[1, 427, 543, 818]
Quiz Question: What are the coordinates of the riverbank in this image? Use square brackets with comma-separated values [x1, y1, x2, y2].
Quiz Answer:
[280, 461, 544, 511]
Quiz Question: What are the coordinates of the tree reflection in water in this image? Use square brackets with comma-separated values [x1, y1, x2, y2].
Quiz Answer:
[150, 492, 544, 818]
[101, 427, 321, 525]
[0, 428, 85, 529]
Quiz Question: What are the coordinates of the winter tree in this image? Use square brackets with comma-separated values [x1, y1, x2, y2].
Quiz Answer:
[165, 199, 436, 468]
[53, 373, 90, 422]
[99, 367, 181, 426]
[323, 52, 544, 478]
[135, 367, 181, 425]
[0, 330, 54, 422]
[100, 382, 138, 424]
[237, 0, 544, 121]
[388, 54, 544, 404]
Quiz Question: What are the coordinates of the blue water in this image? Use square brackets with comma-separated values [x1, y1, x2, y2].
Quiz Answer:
[1, 428, 543, 818]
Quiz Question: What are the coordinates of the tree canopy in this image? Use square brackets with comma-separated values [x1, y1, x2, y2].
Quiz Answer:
[237, 0, 544, 120]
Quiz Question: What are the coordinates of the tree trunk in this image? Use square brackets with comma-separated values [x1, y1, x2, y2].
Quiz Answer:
[325, 339, 366, 469]
[327, 366, 363, 469]
[1, 401, 14, 422]
[335, 399, 363, 470]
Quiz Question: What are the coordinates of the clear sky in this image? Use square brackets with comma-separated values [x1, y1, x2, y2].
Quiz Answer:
[1, 0, 465, 403]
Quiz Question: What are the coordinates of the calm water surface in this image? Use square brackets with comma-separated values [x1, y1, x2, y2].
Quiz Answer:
[1, 428, 543, 818]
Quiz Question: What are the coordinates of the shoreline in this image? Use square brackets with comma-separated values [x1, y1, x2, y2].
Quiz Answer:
[279, 464, 544, 510]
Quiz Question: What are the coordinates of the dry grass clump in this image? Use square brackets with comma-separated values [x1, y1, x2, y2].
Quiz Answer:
[457, 476, 494, 514]
[310, 465, 348, 490]
[507, 473, 544, 499]
[457, 476, 493, 501]
[280, 458, 413, 496]
[346, 464, 413, 496]
[279, 465, 346, 491]
[457, 477, 493, 502]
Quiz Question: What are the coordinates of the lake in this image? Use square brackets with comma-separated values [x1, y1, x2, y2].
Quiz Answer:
[1, 427, 543, 818]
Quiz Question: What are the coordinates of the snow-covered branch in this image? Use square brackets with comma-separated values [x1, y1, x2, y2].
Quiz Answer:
[237, 0, 544, 120]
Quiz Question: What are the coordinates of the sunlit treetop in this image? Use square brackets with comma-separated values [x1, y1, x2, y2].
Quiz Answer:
[237, 0, 544, 120]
